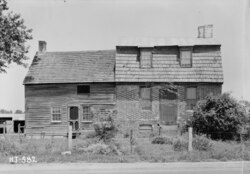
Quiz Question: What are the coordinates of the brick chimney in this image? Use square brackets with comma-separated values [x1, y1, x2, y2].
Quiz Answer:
[38, 41, 47, 52]
[198, 25, 213, 38]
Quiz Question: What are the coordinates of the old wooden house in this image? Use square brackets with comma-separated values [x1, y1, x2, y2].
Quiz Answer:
[24, 37, 223, 136]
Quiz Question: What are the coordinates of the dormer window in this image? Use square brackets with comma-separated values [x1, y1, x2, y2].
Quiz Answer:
[179, 47, 193, 67]
[139, 48, 152, 68]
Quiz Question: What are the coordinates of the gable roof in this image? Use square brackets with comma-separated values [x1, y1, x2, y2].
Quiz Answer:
[24, 38, 223, 85]
[24, 50, 115, 84]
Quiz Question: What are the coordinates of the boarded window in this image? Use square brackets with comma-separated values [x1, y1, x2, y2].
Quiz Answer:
[51, 107, 61, 122]
[180, 50, 192, 67]
[140, 50, 152, 68]
[186, 87, 197, 100]
[82, 106, 92, 121]
[140, 87, 152, 110]
[77, 85, 90, 94]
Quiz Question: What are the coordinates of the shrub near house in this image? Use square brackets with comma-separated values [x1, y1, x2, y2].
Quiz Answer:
[191, 93, 248, 140]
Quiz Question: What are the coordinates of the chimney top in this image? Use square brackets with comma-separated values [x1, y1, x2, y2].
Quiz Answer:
[198, 25, 213, 38]
[38, 41, 47, 52]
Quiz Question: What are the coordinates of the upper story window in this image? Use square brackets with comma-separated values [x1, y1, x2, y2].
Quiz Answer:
[139, 48, 153, 68]
[180, 47, 193, 67]
[77, 85, 90, 94]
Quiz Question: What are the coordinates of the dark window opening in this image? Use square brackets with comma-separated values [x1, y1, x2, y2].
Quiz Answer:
[14, 120, 25, 133]
[77, 85, 90, 94]
[160, 88, 178, 100]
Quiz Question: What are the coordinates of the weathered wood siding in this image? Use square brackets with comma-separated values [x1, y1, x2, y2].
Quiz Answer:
[25, 83, 115, 136]
[115, 46, 223, 83]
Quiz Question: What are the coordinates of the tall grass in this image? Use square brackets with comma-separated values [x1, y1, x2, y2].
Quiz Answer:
[0, 134, 250, 163]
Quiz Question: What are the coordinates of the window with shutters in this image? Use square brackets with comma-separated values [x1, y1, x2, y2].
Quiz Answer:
[51, 107, 61, 122]
[140, 87, 152, 110]
[180, 47, 193, 67]
[140, 49, 152, 68]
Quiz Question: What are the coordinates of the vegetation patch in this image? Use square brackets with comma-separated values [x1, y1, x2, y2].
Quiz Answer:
[191, 93, 248, 141]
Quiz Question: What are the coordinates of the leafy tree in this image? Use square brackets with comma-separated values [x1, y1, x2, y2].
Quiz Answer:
[191, 93, 247, 140]
[14, 109, 23, 114]
[0, 109, 12, 114]
[0, 0, 32, 73]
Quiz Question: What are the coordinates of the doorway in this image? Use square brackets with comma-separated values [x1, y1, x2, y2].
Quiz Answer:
[69, 106, 79, 131]
[159, 89, 178, 125]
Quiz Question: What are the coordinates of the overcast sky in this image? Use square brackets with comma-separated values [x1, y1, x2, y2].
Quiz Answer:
[0, 0, 249, 111]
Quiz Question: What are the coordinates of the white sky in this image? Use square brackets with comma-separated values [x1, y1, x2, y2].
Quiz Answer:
[0, 0, 250, 111]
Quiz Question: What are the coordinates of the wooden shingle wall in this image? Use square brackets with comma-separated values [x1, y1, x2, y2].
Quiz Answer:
[25, 83, 115, 135]
[115, 46, 223, 82]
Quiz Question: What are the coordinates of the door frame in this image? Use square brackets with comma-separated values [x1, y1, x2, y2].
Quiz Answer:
[68, 105, 80, 131]
[159, 88, 178, 125]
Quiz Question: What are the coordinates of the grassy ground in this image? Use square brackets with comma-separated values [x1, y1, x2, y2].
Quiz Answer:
[0, 134, 250, 163]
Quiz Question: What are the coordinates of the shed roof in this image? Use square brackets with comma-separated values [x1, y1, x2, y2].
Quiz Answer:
[24, 50, 115, 84]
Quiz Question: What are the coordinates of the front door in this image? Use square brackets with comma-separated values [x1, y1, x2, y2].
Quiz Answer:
[69, 106, 79, 131]
[159, 89, 178, 125]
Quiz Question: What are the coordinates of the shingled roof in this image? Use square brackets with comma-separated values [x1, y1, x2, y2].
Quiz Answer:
[24, 39, 223, 84]
[24, 50, 115, 84]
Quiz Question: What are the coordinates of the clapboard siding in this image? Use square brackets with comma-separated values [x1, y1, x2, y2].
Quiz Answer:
[25, 83, 115, 135]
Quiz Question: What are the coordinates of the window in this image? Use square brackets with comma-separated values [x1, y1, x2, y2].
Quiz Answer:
[51, 107, 61, 122]
[160, 88, 178, 100]
[77, 85, 90, 94]
[186, 87, 197, 99]
[140, 49, 152, 68]
[82, 106, 92, 121]
[140, 87, 152, 110]
[180, 47, 193, 67]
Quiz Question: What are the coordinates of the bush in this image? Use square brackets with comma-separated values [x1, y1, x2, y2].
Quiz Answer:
[0, 139, 21, 156]
[151, 137, 173, 145]
[92, 108, 118, 142]
[193, 135, 213, 151]
[191, 93, 247, 141]
[172, 137, 188, 151]
[93, 116, 118, 143]
[83, 141, 121, 155]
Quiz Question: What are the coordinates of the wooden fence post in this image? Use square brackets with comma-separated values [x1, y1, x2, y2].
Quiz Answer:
[159, 126, 161, 136]
[68, 125, 72, 151]
[188, 127, 193, 151]
[18, 124, 22, 143]
[18, 123, 20, 135]
[130, 129, 133, 153]
[3, 122, 6, 135]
